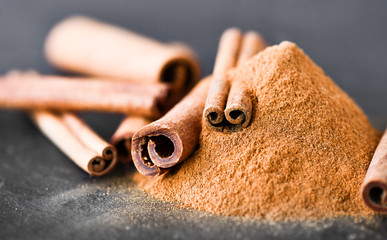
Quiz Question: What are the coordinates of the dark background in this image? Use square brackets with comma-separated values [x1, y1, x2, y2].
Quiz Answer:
[0, 1, 386, 239]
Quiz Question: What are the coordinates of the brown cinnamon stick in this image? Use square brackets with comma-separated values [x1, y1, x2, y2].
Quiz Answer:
[131, 30, 265, 176]
[109, 64, 185, 163]
[361, 128, 387, 213]
[203, 28, 242, 130]
[45, 16, 200, 96]
[131, 78, 211, 176]
[108, 38, 191, 160]
[0, 73, 170, 118]
[111, 116, 151, 164]
[31, 111, 117, 176]
[224, 31, 267, 130]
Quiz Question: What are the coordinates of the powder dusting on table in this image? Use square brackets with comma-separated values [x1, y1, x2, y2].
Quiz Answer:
[135, 41, 381, 221]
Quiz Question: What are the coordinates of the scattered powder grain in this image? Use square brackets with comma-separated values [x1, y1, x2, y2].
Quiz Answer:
[135, 41, 381, 221]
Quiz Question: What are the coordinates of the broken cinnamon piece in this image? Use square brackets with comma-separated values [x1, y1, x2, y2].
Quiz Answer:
[0, 73, 170, 118]
[44, 15, 200, 95]
[31, 111, 117, 176]
[361, 128, 387, 213]
[203, 28, 242, 130]
[224, 31, 267, 130]
[131, 78, 211, 177]
[111, 116, 151, 164]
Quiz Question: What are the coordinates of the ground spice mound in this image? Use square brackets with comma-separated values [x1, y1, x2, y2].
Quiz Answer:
[135, 41, 381, 221]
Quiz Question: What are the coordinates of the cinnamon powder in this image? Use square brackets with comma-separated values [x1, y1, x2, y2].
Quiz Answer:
[135, 41, 381, 221]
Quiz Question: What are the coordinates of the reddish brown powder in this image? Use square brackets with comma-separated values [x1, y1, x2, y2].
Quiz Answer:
[134, 41, 381, 221]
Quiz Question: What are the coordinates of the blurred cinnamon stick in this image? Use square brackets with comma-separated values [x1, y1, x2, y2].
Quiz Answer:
[111, 116, 151, 164]
[44, 15, 200, 97]
[361, 128, 387, 213]
[31, 111, 117, 176]
[0, 73, 170, 118]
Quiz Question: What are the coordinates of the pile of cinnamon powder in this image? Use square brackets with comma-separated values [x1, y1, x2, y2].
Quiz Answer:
[135, 41, 381, 221]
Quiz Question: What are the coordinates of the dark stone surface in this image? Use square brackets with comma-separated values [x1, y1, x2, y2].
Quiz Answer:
[0, 1, 387, 239]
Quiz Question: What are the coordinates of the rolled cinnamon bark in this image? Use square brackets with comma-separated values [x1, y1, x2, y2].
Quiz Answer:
[109, 42, 189, 161]
[361, 128, 387, 213]
[0, 73, 170, 118]
[203, 28, 242, 130]
[110, 67, 184, 162]
[45, 15, 200, 95]
[131, 30, 264, 176]
[224, 31, 267, 131]
[31, 111, 117, 176]
[111, 116, 151, 164]
[109, 45, 188, 162]
[131, 78, 211, 177]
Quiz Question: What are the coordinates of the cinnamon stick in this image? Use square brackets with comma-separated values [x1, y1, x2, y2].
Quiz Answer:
[45, 16, 200, 96]
[224, 31, 267, 130]
[31, 111, 117, 176]
[108, 38, 191, 160]
[361, 128, 387, 213]
[109, 66, 181, 161]
[0, 73, 170, 118]
[131, 78, 211, 176]
[111, 116, 151, 164]
[131, 30, 265, 176]
[203, 28, 242, 130]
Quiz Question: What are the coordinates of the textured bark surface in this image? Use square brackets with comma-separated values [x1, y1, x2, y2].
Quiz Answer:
[0, 74, 170, 117]
[132, 78, 210, 176]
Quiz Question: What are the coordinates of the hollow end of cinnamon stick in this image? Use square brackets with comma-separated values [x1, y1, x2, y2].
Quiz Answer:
[204, 106, 224, 126]
[361, 181, 387, 213]
[224, 88, 253, 131]
[224, 105, 251, 129]
[146, 131, 182, 168]
[75, 123, 118, 176]
[88, 146, 117, 176]
[131, 136, 166, 177]
[89, 157, 106, 172]
[132, 127, 183, 176]
[225, 109, 245, 124]
[102, 146, 115, 160]
[131, 78, 210, 177]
